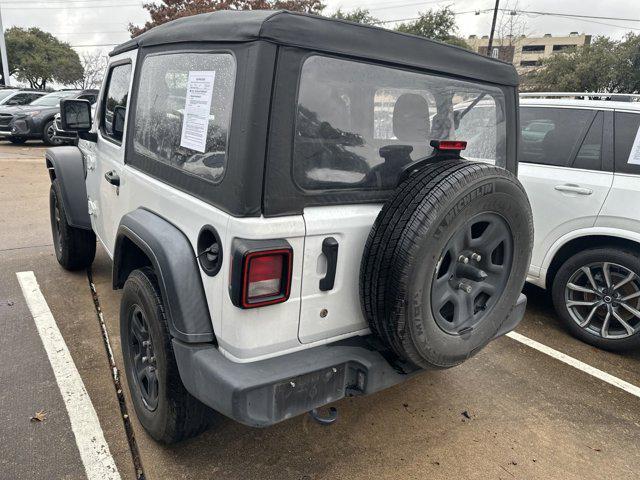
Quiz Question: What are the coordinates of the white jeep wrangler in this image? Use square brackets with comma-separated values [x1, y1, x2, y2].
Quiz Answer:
[47, 10, 532, 443]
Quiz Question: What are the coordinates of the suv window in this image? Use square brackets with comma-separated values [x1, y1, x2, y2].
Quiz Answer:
[101, 64, 132, 143]
[79, 93, 97, 105]
[520, 107, 594, 167]
[614, 112, 640, 175]
[293, 55, 507, 190]
[572, 111, 603, 171]
[132, 52, 236, 184]
[6, 93, 33, 105]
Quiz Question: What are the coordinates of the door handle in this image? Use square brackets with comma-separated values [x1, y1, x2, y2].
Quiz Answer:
[319, 237, 339, 291]
[554, 184, 593, 195]
[104, 170, 120, 187]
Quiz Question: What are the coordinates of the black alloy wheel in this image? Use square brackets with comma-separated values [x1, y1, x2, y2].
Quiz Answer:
[127, 304, 159, 411]
[431, 212, 514, 335]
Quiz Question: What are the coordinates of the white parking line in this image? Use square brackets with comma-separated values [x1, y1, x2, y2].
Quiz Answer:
[16, 271, 121, 480]
[507, 331, 640, 399]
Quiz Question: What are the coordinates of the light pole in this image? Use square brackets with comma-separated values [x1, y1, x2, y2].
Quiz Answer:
[486, 0, 500, 55]
[0, 4, 9, 86]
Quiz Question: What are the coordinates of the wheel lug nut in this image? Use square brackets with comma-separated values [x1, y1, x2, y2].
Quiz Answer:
[470, 252, 482, 262]
[458, 282, 473, 294]
[458, 255, 469, 264]
[142, 341, 150, 347]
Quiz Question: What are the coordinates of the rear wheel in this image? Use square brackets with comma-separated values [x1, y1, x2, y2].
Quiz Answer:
[120, 267, 214, 443]
[360, 160, 533, 369]
[552, 248, 640, 351]
[49, 179, 96, 270]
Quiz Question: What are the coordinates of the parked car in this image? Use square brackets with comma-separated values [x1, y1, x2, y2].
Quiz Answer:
[0, 88, 45, 107]
[0, 89, 98, 145]
[47, 10, 532, 443]
[519, 92, 640, 351]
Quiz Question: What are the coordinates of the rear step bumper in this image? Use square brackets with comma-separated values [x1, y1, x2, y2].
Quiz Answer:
[173, 293, 527, 427]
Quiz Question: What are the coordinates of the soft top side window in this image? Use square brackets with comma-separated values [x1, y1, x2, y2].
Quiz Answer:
[614, 112, 640, 175]
[293, 55, 507, 191]
[101, 63, 132, 144]
[132, 52, 236, 184]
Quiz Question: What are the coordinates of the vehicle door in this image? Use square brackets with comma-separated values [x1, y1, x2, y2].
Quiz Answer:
[597, 111, 640, 233]
[518, 106, 614, 274]
[85, 53, 135, 255]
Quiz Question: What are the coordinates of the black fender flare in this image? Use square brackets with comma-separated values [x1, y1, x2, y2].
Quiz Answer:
[45, 146, 91, 230]
[113, 209, 215, 344]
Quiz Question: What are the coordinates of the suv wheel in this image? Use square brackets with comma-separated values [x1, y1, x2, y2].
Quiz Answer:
[49, 179, 96, 270]
[120, 267, 214, 443]
[361, 161, 533, 369]
[552, 248, 640, 351]
[43, 119, 63, 146]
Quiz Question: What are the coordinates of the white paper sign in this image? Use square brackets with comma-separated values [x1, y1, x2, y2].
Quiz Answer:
[180, 71, 216, 153]
[628, 125, 640, 166]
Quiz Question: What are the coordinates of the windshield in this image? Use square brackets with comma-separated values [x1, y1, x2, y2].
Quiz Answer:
[294, 55, 507, 191]
[30, 91, 80, 107]
[0, 90, 18, 102]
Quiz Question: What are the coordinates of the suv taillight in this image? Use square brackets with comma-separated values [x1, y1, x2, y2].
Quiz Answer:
[230, 240, 293, 309]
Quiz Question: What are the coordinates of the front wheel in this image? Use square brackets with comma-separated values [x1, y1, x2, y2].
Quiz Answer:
[120, 267, 214, 443]
[43, 119, 63, 146]
[49, 179, 96, 270]
[552, 248, 640, 351]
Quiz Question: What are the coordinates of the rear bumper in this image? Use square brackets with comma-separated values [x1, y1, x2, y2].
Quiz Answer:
[174, 293, 527, 427]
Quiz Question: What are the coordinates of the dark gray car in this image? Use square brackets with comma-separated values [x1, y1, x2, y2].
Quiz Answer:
[0, 89, 98, 145]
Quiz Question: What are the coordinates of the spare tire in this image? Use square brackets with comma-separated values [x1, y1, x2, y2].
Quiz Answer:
[360, 160, 533, 370]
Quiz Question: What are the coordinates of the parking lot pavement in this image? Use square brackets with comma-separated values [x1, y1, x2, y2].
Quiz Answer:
[2, 144, 640, 479]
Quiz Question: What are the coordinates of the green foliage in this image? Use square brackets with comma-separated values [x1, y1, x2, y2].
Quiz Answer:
[395, 6, 470, 49]
[524, 34, 640, 93]
[331, 8, 379, 25]
[6, 27, 83, 89]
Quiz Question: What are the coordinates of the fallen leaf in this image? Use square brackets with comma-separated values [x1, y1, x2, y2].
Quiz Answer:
[30, 410, 46, 422]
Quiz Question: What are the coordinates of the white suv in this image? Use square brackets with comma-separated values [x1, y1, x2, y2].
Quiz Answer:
[519, 93, 640, 351]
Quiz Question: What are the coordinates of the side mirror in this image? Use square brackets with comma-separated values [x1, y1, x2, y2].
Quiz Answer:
[113, 105, 126, 139]
[60, 99, 92, 132]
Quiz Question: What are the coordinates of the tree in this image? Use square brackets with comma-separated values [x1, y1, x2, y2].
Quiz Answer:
[395, 7, 470, 49]
[522, 35, 640, 93]
[331, 8, 379, 25]
[130, 0, 326, 37]
[75, 51, 108, 90]
[6, 27, 83, 89]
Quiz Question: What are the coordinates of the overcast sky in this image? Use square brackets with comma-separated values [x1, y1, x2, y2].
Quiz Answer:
[1, 0, 639, 58]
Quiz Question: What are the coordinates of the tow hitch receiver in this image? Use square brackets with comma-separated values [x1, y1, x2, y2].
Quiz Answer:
[309, 407, 338, 426]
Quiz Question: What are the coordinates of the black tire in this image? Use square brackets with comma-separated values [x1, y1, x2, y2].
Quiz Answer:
[8, 136, 27, 145]
[551, 247, 640, 351]
[360, 160, 533, 370]
[43, 119, 62, 146]
[49, 179, 96, 270]
[120, 267, 214, 444]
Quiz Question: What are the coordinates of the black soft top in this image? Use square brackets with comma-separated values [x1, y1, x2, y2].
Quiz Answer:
[111, 10, 518, 86]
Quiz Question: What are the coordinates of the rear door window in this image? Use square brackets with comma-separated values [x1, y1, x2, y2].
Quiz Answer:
[614, 112, 640, 175]
[572, 111, 603, 171]
[293, 55, 507, 190]
[520, 107, 593, 167]
[132, 52, 236, 184]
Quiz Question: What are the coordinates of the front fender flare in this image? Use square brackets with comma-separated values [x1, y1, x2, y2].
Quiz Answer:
[45, 146, 91, 229]
[114, 209, 215, 344]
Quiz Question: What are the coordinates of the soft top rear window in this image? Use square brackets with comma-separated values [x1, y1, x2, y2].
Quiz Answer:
[293, 55, 507, 191]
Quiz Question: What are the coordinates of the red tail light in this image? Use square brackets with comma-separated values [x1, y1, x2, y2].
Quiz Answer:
[241, 249, 292, 308]
[431, 140, 467, 151]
